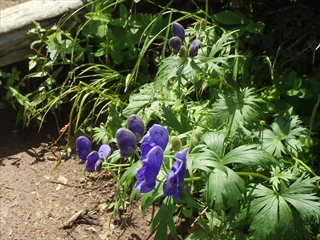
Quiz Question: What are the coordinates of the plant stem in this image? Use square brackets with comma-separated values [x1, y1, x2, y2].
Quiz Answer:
[184, 171, 270, 182]
[292, 156, 318, 177]
[184, 177, 202, 182]
[235, 172, 270, 181]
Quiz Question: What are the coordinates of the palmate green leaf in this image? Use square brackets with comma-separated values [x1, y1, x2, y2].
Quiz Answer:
[269, 166, 296, 191]
[248, 175, 320, 239]
[187, 146, 227, 177]
[280, 175, 320, 223]
[222, 144, 277, 167]
[249, 184, 294, 239]
[202, 131, 226, 159]
[162, 103, 192, 134]
[122, 83, 154, 117]
[204, 167, 245, 213]
[211, 88, 260, 137]
[261, 116, 307, 158]
[151, 197, 177, 240]
[155, 55, 184, 86]
[92, 124, 109, 143]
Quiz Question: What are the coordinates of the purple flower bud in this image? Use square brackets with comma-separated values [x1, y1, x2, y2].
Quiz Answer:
[163, 147, 188, 202]
[116, 128, 137, 158]
[98, 144, 111, 159]
[127, 115, 145, 141]
[76, 136, 91, 163]
[140, 124, 169, 159]
[188, 39, 201, 57]
[94, 159, 103, 172]
[172, 22, 185, 41]
[85, 151, 99, 172]
[169, 36, 182, 54]
[134, 146, 163, 193]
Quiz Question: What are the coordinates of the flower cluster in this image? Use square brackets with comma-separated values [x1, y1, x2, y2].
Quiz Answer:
[76, 114, 188, 202]
[133, 122, 188, 202]
[134, 124, 169, 193]
[115, 114, 145, 158]
[76, 136, 111, 172]
[169, 22, 201, 58]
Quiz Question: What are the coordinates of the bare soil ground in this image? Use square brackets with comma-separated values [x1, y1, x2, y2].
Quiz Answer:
[0, 102, 160, 240]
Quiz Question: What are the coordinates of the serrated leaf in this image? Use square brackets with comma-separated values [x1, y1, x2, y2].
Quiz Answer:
[122, 85, 153, 117]
[249, 184, 293, 239]
[92, 125, 109, 143]
[211, 88, 260, 137]
[188, 147, 227, 175]
[222, 144, 277, 167]
[261, 116, 307, 157]
[248, 175, 320, 239]
[202, 131, 226, 159]
[205, 167, 245, 213]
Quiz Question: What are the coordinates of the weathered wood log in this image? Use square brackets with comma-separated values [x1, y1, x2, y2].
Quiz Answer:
[0, 0, 88, 67]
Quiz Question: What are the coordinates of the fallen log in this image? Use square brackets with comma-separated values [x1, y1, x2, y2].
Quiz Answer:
[0, 0, 88, 67]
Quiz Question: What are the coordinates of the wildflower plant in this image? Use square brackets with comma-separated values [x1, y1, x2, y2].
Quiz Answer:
[67, 2, 319, 239]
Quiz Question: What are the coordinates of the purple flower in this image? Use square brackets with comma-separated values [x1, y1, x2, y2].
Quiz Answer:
[116, 128, 137, 158]
[134, 146, 163, 193]
[172, 22, 185, 41]
[140, 124, 169, 159]
[188, 39, 201, 57]
[98, 144, 112, 159]
[163, 148, 188, 202]
[169, 36, 182, 54]
[85, 151, 100, 172]
[85, 144, 111, 172]
[127, 114, 145, 141]
[76, 136, 91, 163]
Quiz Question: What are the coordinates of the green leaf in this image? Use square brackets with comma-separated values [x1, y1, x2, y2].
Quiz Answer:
[261, 116, 307, 157]
[245, 21, 265, 35]
[211, 88, 260, 137]
[179, 192, 202, 209]
[188, 147, 227, 175]
[204, 167, 245, 212]
[119, 161, 141, 185]
[249, 184, 293, 239]
[122, 84, 154, 117]
[248, 175, 320, 239]
[92, 124, 109, 143]
[140, 181, 163, 213]
[222, 144, 277, 167]
[151, 197, 177, 240]
[106, 103, 123, 137]
[280, 175, 320, 223]
[202, 131, 226, 159]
